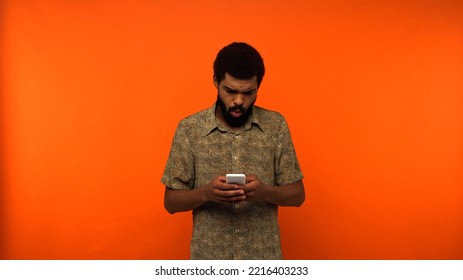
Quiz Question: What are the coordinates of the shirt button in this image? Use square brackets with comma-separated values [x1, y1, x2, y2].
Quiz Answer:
[235, 229, 240, 233]
[234, 135, 241, 139]
[233, 156, 238, 160]
[234, 204, 240, 209]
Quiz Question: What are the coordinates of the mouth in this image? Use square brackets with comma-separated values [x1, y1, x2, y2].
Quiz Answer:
[229, 109, 243, 118]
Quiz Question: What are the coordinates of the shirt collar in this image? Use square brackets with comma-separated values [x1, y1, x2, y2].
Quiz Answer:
[202, 104, 264, 136]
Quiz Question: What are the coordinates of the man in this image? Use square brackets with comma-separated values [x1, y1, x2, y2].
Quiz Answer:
[161, 42, 305, 260]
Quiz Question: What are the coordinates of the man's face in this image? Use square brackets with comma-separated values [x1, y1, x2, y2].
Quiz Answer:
[215, 73, 258, 127]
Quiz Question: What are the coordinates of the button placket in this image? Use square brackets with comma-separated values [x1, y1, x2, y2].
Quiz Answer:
[231, 132, 243, 244]
[230, 133, 242, 171]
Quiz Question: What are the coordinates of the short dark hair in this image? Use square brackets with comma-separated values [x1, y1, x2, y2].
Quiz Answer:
[213, 42, 265, 87]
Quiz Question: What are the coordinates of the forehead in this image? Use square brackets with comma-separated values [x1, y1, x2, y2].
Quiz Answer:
[221, 73, 258, 90]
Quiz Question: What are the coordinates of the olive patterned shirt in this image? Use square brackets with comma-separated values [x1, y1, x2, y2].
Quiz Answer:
[161, 104, 303, 259]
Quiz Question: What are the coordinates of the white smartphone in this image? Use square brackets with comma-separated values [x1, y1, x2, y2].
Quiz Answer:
[226, 174, 246, 185]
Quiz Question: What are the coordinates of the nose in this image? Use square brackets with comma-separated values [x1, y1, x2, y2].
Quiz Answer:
[233, 94, 245, 106]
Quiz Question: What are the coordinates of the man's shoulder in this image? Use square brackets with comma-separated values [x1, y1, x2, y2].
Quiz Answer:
[180, 107, 212, 125]
[175, 106, 215, 136]
[253, 106, 287, 128]
[254, 106, 284, 119]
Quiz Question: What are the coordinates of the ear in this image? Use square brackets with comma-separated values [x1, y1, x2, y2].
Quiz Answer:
[213, 77, 219, 89]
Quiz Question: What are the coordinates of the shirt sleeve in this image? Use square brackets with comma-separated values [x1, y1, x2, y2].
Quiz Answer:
[274, 117, 303, 186]
[161, 121, 195, 190]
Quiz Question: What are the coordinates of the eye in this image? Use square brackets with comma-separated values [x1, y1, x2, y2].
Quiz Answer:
[225, 88, 237, 94]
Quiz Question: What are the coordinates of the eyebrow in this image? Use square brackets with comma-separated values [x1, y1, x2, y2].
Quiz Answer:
[223, 86, 257, 94]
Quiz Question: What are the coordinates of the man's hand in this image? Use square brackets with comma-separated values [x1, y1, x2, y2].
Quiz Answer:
[242, 175, 305, 206]
[242, 174, 271, 201]
[203, 175, 247, 203]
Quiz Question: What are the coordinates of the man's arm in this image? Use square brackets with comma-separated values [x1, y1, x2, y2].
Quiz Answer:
[244, 176, 305, 207]
[164, 175, 247, 214]
[165, 174, 305, 214]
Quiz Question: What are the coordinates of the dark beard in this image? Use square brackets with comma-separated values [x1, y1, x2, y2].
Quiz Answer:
[216, 95, 255, 127]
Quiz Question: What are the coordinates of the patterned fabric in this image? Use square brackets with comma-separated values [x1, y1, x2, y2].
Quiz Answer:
[161, 104, 303, 259]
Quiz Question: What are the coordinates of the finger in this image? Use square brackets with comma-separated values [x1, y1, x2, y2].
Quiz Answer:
[245, 177, 257, 184]
[219, 195, 246, 203]
[242, 187, 256, 194]
[216, 183, 241, 190]
[216, 176, 227, 183]
[243, 181, 257, 188]
[215, 189, 244, 198]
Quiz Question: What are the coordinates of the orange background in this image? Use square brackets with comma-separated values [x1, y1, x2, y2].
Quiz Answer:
[1, 0, 462, 259]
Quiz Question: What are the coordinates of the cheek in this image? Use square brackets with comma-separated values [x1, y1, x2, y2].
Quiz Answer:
[219, 93, 232, 105]
[245, 96, 257, 107]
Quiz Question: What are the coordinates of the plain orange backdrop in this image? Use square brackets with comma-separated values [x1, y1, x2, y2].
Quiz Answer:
[1, 0, 462, 259]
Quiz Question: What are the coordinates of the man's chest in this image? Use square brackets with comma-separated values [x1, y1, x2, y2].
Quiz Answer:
[191, 130, 277, 184]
